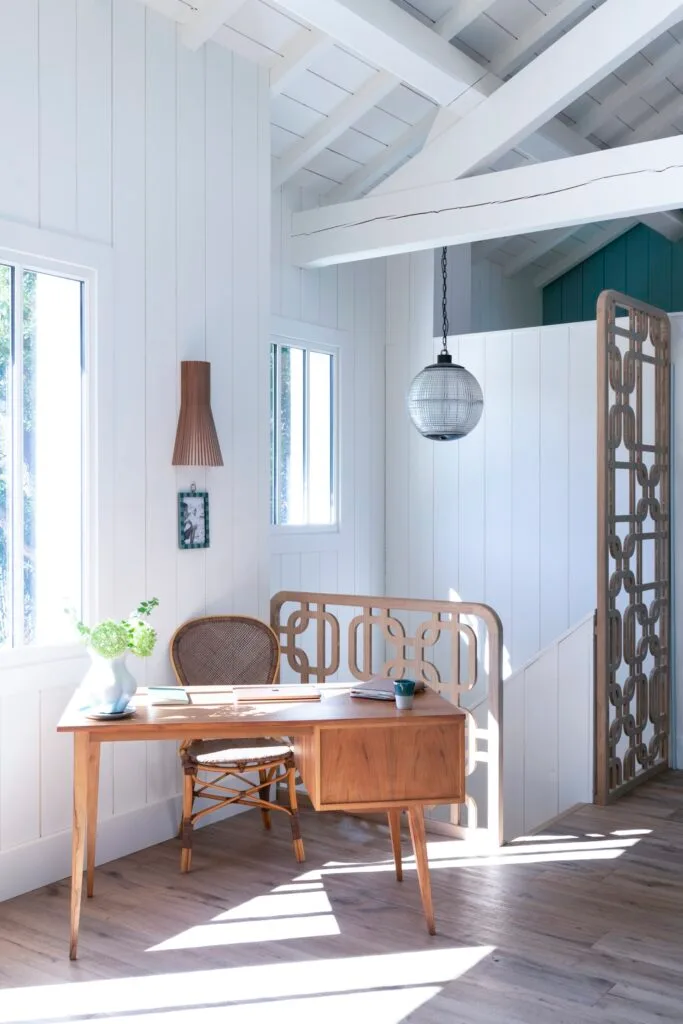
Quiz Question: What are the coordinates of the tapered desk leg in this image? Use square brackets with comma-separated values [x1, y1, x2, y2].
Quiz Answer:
[86, 741, 101, 898]
[70, 732, 91, 960]
[387, 810, 403, 881]
[408, 806, 435, 935]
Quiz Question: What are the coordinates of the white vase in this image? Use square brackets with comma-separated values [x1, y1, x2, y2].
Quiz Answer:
[79, 651, 137, 714]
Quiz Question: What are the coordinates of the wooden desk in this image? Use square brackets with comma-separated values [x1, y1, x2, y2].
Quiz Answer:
[57, 683, 466, 959]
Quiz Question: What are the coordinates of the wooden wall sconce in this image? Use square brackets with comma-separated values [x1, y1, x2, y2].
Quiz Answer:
[172, 361, 224, 466]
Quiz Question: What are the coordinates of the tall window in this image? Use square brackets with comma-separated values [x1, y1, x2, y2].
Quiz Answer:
[0, 260, 84, 648]
[270, 340, 336, 526]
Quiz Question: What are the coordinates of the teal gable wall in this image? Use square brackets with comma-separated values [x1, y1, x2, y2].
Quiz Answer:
[542, 223, 683, 325]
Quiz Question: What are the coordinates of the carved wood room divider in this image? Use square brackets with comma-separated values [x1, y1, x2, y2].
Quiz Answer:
[595, 290, 671, 804]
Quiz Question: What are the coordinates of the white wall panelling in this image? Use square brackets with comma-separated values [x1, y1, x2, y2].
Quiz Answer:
[503, 615, 594, 841]
[0, 0, 270, 899]
[389, 250, 598, 673]
[270, 186, 387, 659]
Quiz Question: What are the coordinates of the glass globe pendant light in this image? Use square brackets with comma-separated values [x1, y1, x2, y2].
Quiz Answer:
[407, 247, 484, 441]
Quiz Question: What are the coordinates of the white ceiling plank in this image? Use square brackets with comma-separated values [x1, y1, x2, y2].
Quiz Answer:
[326, 109, 438, 202]
[627, 92, 683, 144]
[534, 220, 640, 287]
[503, 227, 580, 277]
[490, 0, 596, 79]
[435, 0, 496, 40]
[575, 41, 683, 139]
[270, 28, 331, 95]
[373, 0, 683, 194]
[213, 24, 279, 66]
[642, 211, 683, 241]
[290, 134, 683, 266]
[273, 70, 397, 188]
[270, 0, 486, 104]
[181, 0, 249, 50]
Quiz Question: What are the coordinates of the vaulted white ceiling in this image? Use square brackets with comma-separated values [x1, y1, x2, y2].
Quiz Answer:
[139, 0, 683, 284]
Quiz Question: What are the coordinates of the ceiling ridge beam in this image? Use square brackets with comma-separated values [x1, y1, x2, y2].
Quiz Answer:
[576, 38, 683, 139]
[290, 134, 683, 266]
[273, 70, 397, 188]
[490, 0, 596, 79]
[270, 28, 332, 95]
[370, 0, 683, 195]
[181, 0, 248, 50]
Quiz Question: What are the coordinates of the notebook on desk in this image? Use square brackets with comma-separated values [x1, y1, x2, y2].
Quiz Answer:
[234, 685, 321, 702]
[148, 686, 191, 705]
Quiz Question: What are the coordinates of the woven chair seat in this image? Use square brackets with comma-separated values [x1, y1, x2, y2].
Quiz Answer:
[187, 736, 292, 767]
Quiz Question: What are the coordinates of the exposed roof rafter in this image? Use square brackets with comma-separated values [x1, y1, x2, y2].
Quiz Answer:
[434, 0, 497, 40]
[181, 0, 248, 51]
[270, 29, 331, 96]
[502, 227, 580, 277]
[372, 0, 683, 195]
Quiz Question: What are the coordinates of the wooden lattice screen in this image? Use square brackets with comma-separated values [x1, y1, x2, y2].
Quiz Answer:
[270, 591, 504, 846]
[595, 290, 671, 804]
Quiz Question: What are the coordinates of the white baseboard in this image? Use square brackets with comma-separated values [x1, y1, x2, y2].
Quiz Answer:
[0, 794, 248, 903]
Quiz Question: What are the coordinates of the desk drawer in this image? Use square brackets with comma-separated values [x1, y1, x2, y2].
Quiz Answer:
[316, 719, 465, 810]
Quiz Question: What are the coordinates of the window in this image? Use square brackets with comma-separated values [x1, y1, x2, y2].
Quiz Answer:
[0, 259, 84, 647]
[270, 340, 336, 526]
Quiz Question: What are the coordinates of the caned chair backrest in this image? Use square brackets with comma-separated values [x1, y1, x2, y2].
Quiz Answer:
[170, 615, 280, 688]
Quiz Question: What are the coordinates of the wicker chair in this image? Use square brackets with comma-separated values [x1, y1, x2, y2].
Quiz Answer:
[170, 615, 305, 872]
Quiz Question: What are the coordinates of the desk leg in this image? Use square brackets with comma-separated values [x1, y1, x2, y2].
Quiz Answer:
[408, 806, 435, 936]
[387, 810, 403, 881]
[86, 741, 101, 898]
[70, 732, 91, 960]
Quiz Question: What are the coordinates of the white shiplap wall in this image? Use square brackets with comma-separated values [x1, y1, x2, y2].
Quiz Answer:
[0, 0, 270, 898]
[270, 186, 386, 609]
[388, 250, 597, 676]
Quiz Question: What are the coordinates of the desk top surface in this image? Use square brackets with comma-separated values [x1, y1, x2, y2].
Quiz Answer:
[57, 681, 465, 736]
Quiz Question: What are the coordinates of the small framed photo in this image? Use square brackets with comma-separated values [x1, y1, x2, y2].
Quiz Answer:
[178, 490, 210, 549]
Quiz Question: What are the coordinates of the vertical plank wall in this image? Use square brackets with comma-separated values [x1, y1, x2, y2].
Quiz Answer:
[387, 251, 597, 674]
[0, 0, 270, 899]
[270, 186, 386, 608]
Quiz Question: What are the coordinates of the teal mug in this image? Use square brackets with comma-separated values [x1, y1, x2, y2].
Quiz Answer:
[394, 679, 416, 710]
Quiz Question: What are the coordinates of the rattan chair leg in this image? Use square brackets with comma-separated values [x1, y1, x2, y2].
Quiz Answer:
[258, 769, 271, 831]
[286, 758, 305, 863]
[180, 768, 195, 873]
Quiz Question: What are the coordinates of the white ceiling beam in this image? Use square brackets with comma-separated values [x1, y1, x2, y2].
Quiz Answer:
[326, 110, 438, 203]
[270, 29, 331, 96]
[435, 0, 496, 40]
[502, 227, 579, 277]
[373, 0, 683, 194]
[290, 134, 683, 266]
[273, 71, 397, 188]
[490, 0, 595, 79]
[270, 0, 486, 105]
[642, 211, 683, 241]
[575, 40, 683, 139]
[534, 219, 640, 287]
[181, 0, 248, 50]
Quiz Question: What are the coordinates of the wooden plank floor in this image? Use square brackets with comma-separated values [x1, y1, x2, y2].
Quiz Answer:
[2, 773, 683, 1022]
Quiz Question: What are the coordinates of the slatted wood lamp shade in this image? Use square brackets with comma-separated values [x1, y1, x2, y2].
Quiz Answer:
[172, 361, 224, 466]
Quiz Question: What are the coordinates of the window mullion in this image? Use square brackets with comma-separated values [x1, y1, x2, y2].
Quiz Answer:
[11, 266, 24, 646]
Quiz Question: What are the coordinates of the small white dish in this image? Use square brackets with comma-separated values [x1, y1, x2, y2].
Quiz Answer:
[85, 705, 136, 721]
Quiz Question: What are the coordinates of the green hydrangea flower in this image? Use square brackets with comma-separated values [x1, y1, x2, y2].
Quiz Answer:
[89, 620, 130, 659]
[129, 620, 157, 658]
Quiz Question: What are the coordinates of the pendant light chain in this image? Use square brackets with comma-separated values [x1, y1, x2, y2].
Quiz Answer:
[441, 245, 449, 355]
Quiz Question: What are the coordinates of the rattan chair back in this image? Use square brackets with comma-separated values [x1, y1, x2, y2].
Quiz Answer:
[170, 615, 280, 688]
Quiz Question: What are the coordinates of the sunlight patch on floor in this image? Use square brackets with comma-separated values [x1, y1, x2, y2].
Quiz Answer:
[0, 947, 494, 1023]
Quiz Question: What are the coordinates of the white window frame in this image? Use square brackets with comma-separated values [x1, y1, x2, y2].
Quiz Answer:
[269, 316, 343, 535]
[0, 220, 112, 668]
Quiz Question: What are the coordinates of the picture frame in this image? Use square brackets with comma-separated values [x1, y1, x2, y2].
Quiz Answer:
[178, 489, 210, 549]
